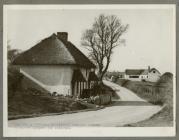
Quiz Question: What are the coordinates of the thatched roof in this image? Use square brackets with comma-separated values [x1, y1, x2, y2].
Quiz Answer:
[61, 40, 95, 68]
[125, 69, 146, 75]
[125, 68, 160, 75]
[13, 33, 95, 68]
[140, 69, 148, 75]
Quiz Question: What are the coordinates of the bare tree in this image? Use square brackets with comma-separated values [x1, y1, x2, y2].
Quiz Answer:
[81, 14, 129, 81]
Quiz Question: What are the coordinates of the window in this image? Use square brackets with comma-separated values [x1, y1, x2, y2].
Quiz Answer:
[129, 75, 139, 78]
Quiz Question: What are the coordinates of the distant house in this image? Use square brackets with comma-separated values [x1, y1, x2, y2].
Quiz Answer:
[124, 66, 161, 82]
[13, 32, 98, 97]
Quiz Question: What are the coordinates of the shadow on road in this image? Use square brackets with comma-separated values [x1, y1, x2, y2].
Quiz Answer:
[108, 101, 153, 106]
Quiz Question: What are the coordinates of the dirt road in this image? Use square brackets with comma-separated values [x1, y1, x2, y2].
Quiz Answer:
[8, 80, 162, 128]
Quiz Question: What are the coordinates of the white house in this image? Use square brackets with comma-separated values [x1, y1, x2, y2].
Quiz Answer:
[124, 66, 161, 82]
[147, 68, 161, 82]
[13, 32, 98, 97]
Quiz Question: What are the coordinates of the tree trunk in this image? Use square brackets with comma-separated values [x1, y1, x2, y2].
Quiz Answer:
[98, 57, 110, 82]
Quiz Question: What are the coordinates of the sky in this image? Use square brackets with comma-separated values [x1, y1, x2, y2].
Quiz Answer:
[6, 6, 175, 74]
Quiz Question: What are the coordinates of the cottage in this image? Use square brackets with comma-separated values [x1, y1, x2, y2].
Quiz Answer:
[13, 32, 98, 97]
[124, 66, 161, 82]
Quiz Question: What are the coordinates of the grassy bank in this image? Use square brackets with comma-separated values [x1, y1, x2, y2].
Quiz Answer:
[114, 72, 173, 126]
[126, 105, 173, 127]
[8, 65, 90, 120]
[8, 90, 90, 120]
[8, 65, 114, 120]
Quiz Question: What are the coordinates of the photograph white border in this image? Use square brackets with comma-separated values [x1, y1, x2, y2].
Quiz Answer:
[3, 4, 176, 137]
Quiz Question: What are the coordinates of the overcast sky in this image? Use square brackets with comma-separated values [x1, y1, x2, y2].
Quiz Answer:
[6, 6, 175, 74]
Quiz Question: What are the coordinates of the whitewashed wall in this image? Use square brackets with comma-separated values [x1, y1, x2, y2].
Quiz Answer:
[148, 70, 161, 82]
[139, 75, 148, 80]
[20, 65, 73, 95]
[124, 75, 141, 81]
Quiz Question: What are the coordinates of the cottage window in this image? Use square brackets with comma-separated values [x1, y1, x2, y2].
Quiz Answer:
[129, 75, 139, 78]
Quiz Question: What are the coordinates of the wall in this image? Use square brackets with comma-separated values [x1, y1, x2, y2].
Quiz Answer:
[140, 75, 148, 80]
[123, 70, 161, 82]
[148, 70, 161, 82]
[20, 65, 92, 96]
[124, 75, 141, 81]
[20, 65, 73, 95]
[73, 68, 91, 97]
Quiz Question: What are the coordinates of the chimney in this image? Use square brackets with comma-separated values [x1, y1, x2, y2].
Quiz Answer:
[148, 66, 150, 71]
[57, 32, 68, 41]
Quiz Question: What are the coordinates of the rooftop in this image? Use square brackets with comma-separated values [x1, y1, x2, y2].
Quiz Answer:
[13, 32, 96, 68]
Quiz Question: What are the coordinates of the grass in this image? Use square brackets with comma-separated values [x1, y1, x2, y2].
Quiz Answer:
[8, 90, 89, 120]
[126, 105, 173, 127]
[115, 72, 174, 127]
[115, 77, 171, 105]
